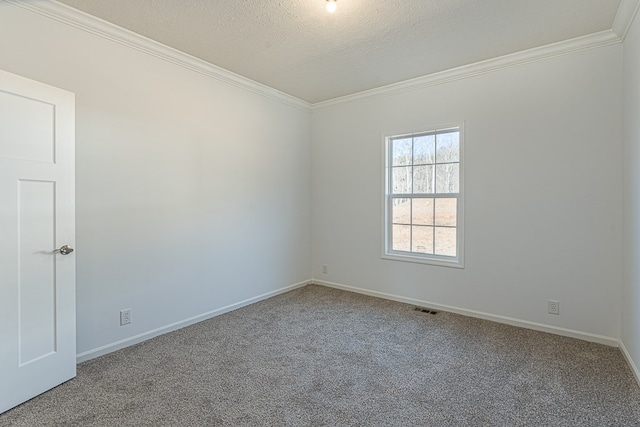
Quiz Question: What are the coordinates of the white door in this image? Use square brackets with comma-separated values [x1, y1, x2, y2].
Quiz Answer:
[0, 69, 76, 413]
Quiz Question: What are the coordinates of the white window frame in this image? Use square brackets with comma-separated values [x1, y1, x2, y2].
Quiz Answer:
[382, 124, 464, 268]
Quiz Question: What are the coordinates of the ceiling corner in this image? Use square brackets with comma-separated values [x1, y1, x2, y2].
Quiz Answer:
[613, 0, 640, 40]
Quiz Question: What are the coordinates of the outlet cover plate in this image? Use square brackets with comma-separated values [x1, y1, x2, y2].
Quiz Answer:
[120, 309, 132, 325]
[548, 300, 560, 315]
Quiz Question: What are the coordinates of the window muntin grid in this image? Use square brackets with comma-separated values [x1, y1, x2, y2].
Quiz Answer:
[385, 127, 462, 266]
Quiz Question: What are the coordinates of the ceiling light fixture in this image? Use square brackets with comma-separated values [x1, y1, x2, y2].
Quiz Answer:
[326, 0, 337, 13]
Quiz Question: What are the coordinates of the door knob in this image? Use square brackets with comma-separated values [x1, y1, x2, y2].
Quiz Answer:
[54, 245, 74, 255]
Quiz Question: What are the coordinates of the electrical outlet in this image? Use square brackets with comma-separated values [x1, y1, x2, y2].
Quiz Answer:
[322, 264, 328, 274]
[120, 309, 132, 325]
[548, 300, 560, 315]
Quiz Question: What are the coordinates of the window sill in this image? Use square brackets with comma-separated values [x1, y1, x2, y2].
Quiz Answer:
[382, 252, 464, 269]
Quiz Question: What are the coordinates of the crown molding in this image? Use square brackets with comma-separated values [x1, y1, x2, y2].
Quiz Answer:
[312, 30, 621, 110]
[3, 0, 312, 112]
[4, 0, 632, 112]
[613, 0, 640, 41]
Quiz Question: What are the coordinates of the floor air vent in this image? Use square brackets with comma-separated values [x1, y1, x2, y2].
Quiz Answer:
[414, 307, 438, 315]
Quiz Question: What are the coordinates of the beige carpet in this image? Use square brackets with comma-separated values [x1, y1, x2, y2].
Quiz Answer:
[1, 284, 639, 426]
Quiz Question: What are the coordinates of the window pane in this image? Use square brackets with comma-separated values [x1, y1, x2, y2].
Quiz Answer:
[435, 227, 456, 256]
[435, 198, 457, 226]
[414, 135, 435, 165]
[392, 166, 412, 194]
[386, 127, 462, 265]
[412, 198, 434, 225]
[413, 165, 434, 193]
[435, 163, 459, 194]
[392, 198, 411, 224]
[436, 131, 459, 163]
[412, 226, 433, 254]
[392, 225, 411, 252]
[392, 138, 412, 166]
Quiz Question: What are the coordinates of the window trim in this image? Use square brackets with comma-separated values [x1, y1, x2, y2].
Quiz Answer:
[381, 123, 465, 268]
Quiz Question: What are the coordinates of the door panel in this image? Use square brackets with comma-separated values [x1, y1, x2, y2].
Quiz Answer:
[19, 180, 57, 365]
[0, 90, 55, 163]
[0, 69, 75, 414]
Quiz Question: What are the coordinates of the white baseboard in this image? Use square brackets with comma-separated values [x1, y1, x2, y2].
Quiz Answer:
[619, 339, 640, 389]
[76, 279, 311, 363]
[312, 279, 619, 347]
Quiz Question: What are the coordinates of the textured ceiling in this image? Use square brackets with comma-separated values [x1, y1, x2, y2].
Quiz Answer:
[55, 0, 622, 103]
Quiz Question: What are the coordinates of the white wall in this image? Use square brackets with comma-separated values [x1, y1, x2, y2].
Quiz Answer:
[312, 45, 623, 341]
[622, 9, 640, 379]
[0, 4, 311, 357]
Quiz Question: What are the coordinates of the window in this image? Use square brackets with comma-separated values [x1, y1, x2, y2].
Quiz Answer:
[383, 126, 463, 267]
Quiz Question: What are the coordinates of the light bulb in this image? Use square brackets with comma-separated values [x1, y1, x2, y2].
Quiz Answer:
[326, 0, 337, 13]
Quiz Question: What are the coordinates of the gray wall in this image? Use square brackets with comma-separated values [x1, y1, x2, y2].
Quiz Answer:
[311, 45, 623, 342]
[622, 7, 640, 381]
[0, 3, 312, 358]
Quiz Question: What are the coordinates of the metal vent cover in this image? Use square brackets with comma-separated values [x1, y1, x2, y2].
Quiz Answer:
[414, 307, 438, 315]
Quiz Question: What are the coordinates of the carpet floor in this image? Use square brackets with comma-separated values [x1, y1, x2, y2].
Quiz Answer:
[1, 284, 639, 426]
